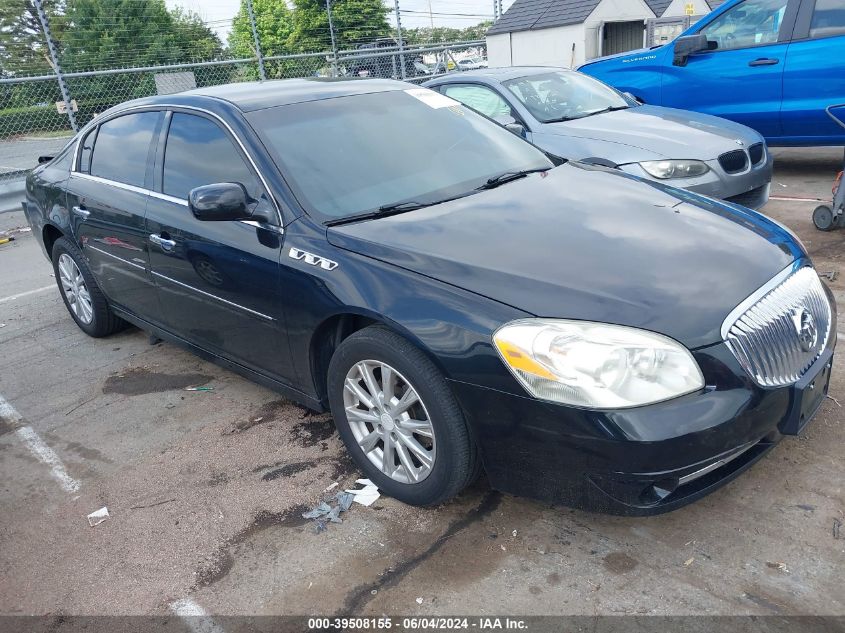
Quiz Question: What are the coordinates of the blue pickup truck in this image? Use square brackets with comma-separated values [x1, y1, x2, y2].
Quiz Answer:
[580, 0, 845, 146]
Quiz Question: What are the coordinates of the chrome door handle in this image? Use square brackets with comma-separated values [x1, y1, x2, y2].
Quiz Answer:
[149, 233, 176, 252]
[72, 205, 90, 219]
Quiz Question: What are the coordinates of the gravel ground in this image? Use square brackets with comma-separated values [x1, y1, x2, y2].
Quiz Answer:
[0, 147, 843, 620]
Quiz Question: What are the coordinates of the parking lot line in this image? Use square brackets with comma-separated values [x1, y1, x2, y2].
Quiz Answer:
[0, 285, 57, 304]
[169, 598, 227, 633]
[0, 394, 81, 494]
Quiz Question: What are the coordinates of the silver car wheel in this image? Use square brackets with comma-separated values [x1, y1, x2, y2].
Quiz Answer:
[58, 253, 93, 325]
[343, 360, 436, 484]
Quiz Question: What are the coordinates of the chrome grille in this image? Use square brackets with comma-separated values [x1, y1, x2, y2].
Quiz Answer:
[724, 267, 832, 387]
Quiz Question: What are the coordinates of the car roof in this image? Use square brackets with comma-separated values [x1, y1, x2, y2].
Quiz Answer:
[107, 78, 409, 115]
[433, 66, 569, 83]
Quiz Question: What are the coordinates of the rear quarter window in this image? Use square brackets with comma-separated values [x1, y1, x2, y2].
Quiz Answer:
[90, 111, 160, 188]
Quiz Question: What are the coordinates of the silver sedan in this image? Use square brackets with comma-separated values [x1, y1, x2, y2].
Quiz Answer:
[424, 67, 773, 209]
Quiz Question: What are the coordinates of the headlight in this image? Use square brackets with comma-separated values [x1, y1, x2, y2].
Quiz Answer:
[493, 320, 704, 409]
[639, 160, 710, 179]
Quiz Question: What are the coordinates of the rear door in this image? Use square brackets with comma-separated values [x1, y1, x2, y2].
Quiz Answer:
[661, 0, 799, 138]
[66, 110, 163, 320]
[780, 0, 845, 143]
[144, 110, 294, 383]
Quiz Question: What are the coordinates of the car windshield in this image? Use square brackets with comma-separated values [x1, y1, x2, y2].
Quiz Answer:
[503, 71, 630, 123]
[247, 88, 552, 221]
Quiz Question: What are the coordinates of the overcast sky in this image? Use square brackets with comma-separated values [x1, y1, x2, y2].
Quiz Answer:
[165, 0, 515, 43]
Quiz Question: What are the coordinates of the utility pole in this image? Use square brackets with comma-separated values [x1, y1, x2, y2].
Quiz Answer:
[428, 0, 435, 28]
[246, 0, 266, 81]
[34, 0, 77, 132]
[326, 0, 339, 77]
[394, 0, 406, 80]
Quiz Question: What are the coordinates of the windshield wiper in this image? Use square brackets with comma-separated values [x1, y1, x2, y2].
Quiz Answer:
[477, 168, 550, 190]
[544, 105, 629, 123]
[325, 196, 468, 227]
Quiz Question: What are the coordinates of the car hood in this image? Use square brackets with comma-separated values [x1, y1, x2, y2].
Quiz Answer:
[327, 163, 800, 349]
[539, 105, 762, 161]
[577, 47, 658, 69]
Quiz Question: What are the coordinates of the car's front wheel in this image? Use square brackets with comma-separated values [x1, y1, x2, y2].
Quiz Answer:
[328, 326, 479, 506]
[52, 236, 126, 337]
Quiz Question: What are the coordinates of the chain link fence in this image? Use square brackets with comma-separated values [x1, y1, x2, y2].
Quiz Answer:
[0, 0, 490, 191]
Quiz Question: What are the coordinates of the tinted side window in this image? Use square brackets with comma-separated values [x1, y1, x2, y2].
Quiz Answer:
[163, 113, 260, 200]
[702, 0, 789, 50]
[442, 84, 513, 119]
[810, 0, 845, 39]
[90, 112, 159, 187]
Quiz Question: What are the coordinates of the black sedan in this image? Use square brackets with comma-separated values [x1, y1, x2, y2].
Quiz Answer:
[23, 79, 835, 515]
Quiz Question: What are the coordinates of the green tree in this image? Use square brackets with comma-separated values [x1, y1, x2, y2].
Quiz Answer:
[59, 0, 222, 71]
[228, 0, 294, 79]
[0, 0, 64, 76]
[288, 0, 391, 53]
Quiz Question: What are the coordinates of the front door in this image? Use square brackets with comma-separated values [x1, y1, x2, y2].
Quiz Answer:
[144, 111, 294, 384]
[66, 111, 163, 320]
[781, 0, 845, 142]
[661, 0, 796, 138]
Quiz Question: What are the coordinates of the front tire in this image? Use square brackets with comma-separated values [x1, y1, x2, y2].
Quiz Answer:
[52, 237, 126, 337]
[328, 326, 478, 506]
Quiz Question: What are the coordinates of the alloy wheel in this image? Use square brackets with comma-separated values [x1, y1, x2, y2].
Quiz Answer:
[343, 360, 436, 484]
[58, 253, 93, 325]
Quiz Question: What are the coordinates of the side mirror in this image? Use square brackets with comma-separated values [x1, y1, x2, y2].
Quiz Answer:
[494, 114, 527, 138]
[673, 34, 710, 67]
[38, 155, 54, 164]
[188, 183, 253, 222]
[622, 91, 643, 105]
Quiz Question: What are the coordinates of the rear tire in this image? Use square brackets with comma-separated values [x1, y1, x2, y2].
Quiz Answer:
[328, 325, 478, 506]
[813, 205, 838, 231]
[52, 236, 127, 337]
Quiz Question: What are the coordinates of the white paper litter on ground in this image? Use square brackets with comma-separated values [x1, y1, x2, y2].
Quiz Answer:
[87, 507, 109, 527]
[345, 479, 380, 506]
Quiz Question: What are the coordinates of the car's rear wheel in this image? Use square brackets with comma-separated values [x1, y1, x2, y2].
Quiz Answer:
[52, 237, 126, 337]
[328, 326, 478, 506]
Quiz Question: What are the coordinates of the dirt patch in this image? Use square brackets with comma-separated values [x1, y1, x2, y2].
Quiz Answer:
[0, 417, 16, 437]
[603, 552, 639, 574]
[262, 460, 319, 482]
[207, 471, 230, 486]
[194, 504, 311, 589]
[290, 416, 336, 447]
[340, 490, 503, 613]
[330, 453, 359, 481]
[64, 441, 113, 464]
[227, 399, 289, 434]
[102, 367, 212, 396]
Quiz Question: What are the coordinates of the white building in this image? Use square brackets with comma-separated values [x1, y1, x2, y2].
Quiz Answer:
[486, 0, 725, 69]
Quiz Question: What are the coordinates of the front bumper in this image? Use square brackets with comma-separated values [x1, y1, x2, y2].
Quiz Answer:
[450, 341, 833, 516]
[620, 146, 773, 210]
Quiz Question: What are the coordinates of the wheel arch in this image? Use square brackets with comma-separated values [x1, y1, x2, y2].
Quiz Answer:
[309, 309, 451, 407]
[42, 223, 65, 258]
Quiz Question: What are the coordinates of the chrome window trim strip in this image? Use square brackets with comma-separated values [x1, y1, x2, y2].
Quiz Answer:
[86, 245, 147, 271]
[69, 103, 283, 225]
[149, 190, 187, 206]
[73, 172, 150, 197]
[72, 165, 283, 234]
[151, 270, 275, 322]
[719, 261, 803, 340]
